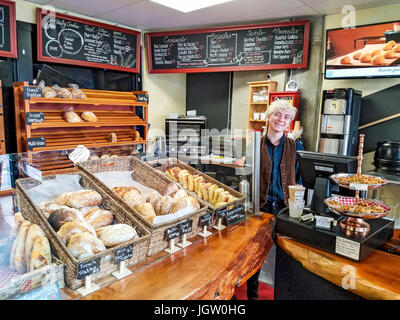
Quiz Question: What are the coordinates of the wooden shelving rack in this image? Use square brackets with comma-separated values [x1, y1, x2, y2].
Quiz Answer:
[0, 80, 6, 155]
[13, 82, 149, 175]
[247, 80, 277, 133]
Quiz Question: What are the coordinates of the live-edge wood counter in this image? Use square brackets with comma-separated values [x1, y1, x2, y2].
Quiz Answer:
[276, 233, 400, 300]
[60, 213, 274, 300]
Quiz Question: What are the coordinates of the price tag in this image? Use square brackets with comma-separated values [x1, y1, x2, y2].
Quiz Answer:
[136, 94, 149, 103]
[69, 145, 91, 163]
[200, 212, 212, 227]
[178, 220, 192, 235]
[225, 205, 245, 226]
[113, 244, 134, 265]
[23, 86, 42, 99]
[26, 112, 44, 124]
[315, 215, 334, 230]
[335, 236, 360, 261]
[165, 225, 181, 241]
[77, 258, 101, 280]
[27, 137, 46, 150]
[349, 183, 369, 191]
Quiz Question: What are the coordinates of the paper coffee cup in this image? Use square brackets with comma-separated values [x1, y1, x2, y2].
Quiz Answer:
[289, 200, 305, 218]
[288, 185, 305, 202]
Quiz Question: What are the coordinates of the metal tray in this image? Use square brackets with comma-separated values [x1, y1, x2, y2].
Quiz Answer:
[330, 173, 387, 190]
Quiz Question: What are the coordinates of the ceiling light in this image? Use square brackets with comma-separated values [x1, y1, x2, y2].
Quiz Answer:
[150, 0, 233, 13]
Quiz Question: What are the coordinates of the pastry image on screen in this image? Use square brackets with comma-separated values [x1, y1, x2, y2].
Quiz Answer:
[325, 20, 400, 79]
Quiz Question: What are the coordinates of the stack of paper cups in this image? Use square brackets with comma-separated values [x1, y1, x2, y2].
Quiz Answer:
[288, 185, 306, 218]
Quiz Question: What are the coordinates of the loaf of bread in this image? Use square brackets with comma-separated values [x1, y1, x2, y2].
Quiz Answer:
[384, 50, 395, 59]
[211, 188, 225, 205]
[167, 167, 181, 181]
[352, 52, 361, 60]
[30, 235, 51, 272]
[83, 208, 114, 229]
[57, 220, 96, 245]
[14, 221, 32, 274]
[194, 176, 205, 193]
[383, 41, 396, 51]
[96, 224, 138, 247]
[145, 189, 162, 203]
[42, 86, 57, 98]
[173, 189, 188, 202]
[24, 224, 46, 272]
[47, 207, 82, 232]
[371, 49, 381, 57]
[14, 212, 25, 229]
[55, 192, 73, 206]
[394, 44, 400, 53]
[135, 203, 156, 223]
[339, 56, 351, 64]
[81, 111, 97, 122]
[67, 190, 103, 208]
[63, 111, 82, 123]
[359, 53, 372, 63]
[170, 196, 200, 214]
[67, 232, 106, 260]
[113, 187, 146, 208]
[154, 195, 175, 215]
[372, 54, 385, 66]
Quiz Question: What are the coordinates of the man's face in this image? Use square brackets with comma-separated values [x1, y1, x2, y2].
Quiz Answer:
[268, 109, 292, 133]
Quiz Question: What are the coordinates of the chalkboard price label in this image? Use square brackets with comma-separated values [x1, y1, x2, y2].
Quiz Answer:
[165, 225, 181, 241]
[23, 86, 42, 100]
[27, 137, 46, 150]
[77, 258, 101, 280]
[225, 205, 245, 226]
[113, 244, 134, 265]
[0, 1, 17, 58]
[200, 212, 212, 227]
[136, 94, 149, 103]
[26, 112, 44, 124]
[178, 219, 193, 235]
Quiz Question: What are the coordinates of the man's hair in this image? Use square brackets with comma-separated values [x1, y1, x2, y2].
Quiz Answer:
[266, 100, 297, 120]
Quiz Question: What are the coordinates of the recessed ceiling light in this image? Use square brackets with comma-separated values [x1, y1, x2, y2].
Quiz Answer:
[150, 0, 233, 13]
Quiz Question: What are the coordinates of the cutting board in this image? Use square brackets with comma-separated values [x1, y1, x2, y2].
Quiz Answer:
[327, 43, 400, 67]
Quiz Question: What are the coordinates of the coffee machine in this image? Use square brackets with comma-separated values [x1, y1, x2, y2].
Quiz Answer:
[319, 88, 362, 156]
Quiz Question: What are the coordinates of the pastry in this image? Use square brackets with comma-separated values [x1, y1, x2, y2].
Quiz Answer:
[135, 203, 157, 223]
[383, 41, 396, 50]
[30, 235, 51, 272]
[67, 232, 106, 260]
[173, 189, 188, 202]
[47, 207, 82, 232]
[100, 154, 110, 160]
[14, 221, 32, 274]
[81, 111, 97, 122]
[197, 182, 204, 199]
[67, 190, 103, 208]
[371, 49, 381, 57]
[14, 212, 25, 229]
[83, 208, 114, 229]
[188, 175, 199, 192]
[352, 52, 361, 60]
[384, 50, 395, 59]
[340, 56, 351, 64]
[170, 196, 200, 214]
[359, 53, 372, 63]
[394, 44, 400, 53]
[63, 111, 82, 123]
[372, 54, 385, 66]
[24, 224, 46, 272]
[96, 224, 138, 247]
[57, 220, 96, 245]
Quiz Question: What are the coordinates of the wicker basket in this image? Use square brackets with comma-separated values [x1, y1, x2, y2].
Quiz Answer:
[76, 156, 208, 256]
[146, 158, 245, 224]
[0, 257, 64, 300]
[15, 171, 151, 290]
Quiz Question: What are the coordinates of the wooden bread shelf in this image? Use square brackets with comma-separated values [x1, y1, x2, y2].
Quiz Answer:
[14, 82, 149, 175]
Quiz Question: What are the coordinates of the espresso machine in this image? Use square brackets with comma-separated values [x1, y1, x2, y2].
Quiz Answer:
[319, 88, 362, 156]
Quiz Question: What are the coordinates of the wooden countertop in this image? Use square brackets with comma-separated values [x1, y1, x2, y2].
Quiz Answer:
[276, 232, 400, 300]
[61, 213, 274, 300]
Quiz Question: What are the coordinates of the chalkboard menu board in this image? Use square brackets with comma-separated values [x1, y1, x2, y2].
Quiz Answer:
[0, 0, 16, 58]
[146, 20, 310, 73]
[37, 9, 141, 73]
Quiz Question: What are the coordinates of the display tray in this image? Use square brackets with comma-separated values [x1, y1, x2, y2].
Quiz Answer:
[275, 207, 394, 262]
[330, 173, 387, 190]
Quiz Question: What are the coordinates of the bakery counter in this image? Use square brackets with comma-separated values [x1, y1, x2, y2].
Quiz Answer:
[275, 233, 400, 300]
[60, 213, 274, 300]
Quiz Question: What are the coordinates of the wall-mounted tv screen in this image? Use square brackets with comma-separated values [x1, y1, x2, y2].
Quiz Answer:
[325, 20, 400, 79]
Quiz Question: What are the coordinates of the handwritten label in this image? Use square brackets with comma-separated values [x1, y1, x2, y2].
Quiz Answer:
[225, 205, 246, 226]
[136, 93, 148, 103]
[113, 244, 134, 264]
[26, 112, 44, 124]
[23, 86, 42, 99]
[68, 145, 91, 163]
[178, 220, 193, 235]
[335, 236, 360, 260]
[165, 225, 181, 241]
[27, 137, 46, 150]
[200, 212, 212, 227]
[77, 258, 101, 280]
[315, 215, 333, 230]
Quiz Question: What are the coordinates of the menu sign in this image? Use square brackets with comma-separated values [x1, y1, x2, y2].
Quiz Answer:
[0, 0, 16, 58]
[37, 9, 141, 73]
[147, 20, 309, 73]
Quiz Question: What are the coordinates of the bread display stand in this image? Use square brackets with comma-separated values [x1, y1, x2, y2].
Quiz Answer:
[111, 260, 132, 280]
[213, 217, 226, 231]
[76, 156, 208, 256]
[15, 171, 151, 291]
[77, 274, 99, 296]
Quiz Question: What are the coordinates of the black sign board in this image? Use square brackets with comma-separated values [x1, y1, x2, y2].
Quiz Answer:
[26, 112, 45, 124]
[77, 257, 101, 280]
[0, 0, 16, 58]
[200, 212, 212, 227]
[27, 137, 46, 150]
[23, 86, 42, 100]
[225, 205, 246, 226]
[178, 219, 193, 235]
[146, 20, 310, 73]
[113, 244, 134, 264]
[136, 94, 149, 103]
[165, 225, 181, 241]
[37, 9, 141, 73]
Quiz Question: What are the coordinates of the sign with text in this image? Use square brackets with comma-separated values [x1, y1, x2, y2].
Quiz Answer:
[37, 9, 141, 73]
[225, 205, 246, 226]
[0, 0, 16, 58]
[27, 137, 46, 150]
[200, 212, 212, 227]
[136, 93, 149, 103]
[178, 219, 193, 235]
[26, 112, 44, 124]
[146, 20, 309, 73]
[113, 244, 134, 265]
[77, 258, 101, 280]
[165, 225, 181, 241]
[23, 86, 42, 100]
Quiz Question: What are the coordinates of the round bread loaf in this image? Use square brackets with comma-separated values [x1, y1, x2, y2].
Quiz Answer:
[170, 196, 200, 214]
[57, 220, 96, 245]
[135, 203, 156, 223]
[67, 190, 103, 208]
[63, 111, 82, 123]
[173, 189, 188, 202]
[123, 189, 146, 208]
[83, 208, 114, 229]
[47, 207, 81, 231]
[67, 232, 106, 260]
[81, 111, 97, 122]
[145, 189, 162, 203]
[96, 224, 138, 247]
